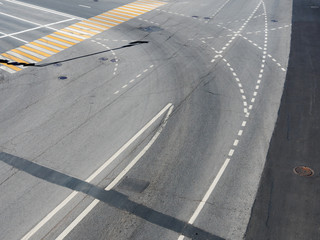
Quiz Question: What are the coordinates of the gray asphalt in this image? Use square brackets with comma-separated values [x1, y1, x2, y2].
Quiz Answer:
[245, 0, 320, 239]
[0, 0, 292, 239]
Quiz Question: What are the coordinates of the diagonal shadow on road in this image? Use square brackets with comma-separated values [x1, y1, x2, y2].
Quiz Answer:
[0, 152, 224, 240]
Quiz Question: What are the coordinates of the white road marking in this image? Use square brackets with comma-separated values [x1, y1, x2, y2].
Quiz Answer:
[56, 104, 174, 240]
[21, 103, 173, 240]
[4, 0, 84, 20]
[0, 31, 28, 43]
[0, 19, 74, 40]
[79, 4, 91, 8]
[0, 11, 59, 31]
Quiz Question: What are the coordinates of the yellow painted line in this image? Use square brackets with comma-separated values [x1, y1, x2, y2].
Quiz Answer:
[2, 53, 28, 64]
[95, 15, 123, 24]
[0, 0, 166, 73]
[0, 61, 22, 71]
[21, 45, 51, 57]
[101, 13, 129, 21]
[89, 18, 117, 26]
[125, 4, 153, 11]
[128, 5, 154, 12]
[117, 7, 146, 14]
[108, 11, 135, 19]
[61, 29, 92, 38]
[75, 22, 104, 31]
[46, 35, 76, 45]
[111, 9, 141, 17]
[68, 26, 98, 35]
[54, 31, 83, 41]
[29, 42, 60, 53]
[38, 38, 68, 49]
[82, 20, 110, 29]
[11, 49, 42, 62]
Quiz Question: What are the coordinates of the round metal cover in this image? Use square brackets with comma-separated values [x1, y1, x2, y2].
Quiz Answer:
[293, 166, 314, 177]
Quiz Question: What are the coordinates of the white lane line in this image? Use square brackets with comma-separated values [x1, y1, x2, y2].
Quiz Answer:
[21, 103, 173, 240]
[187, 158, 231, 226]
[0, 31, 27, 43]
[0, 19, 74, 40]
[79, 4, 91, 8]
[4, 0, 84, 20]
[0, 11, 60, 31]
[56, 104, 174, 240]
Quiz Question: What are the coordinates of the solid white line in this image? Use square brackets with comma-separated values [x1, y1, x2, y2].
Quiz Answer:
[0, 31, 27, 43]
[178, 158, 231, 240]
[4, 0, 84, 20]
[79, 4, 91, 8]
[56, 104, 174, 240]
[21, 103, 173, 240]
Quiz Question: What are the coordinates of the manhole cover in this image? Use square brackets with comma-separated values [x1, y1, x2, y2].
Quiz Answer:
[99, 57, 108, 61]
[293, 166, 314, 177]
[138, 26, 163, 32]
[58, 76, 67, 80]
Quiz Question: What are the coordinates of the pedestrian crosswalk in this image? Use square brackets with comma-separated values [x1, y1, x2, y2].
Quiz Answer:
[0, 0, 166, 73]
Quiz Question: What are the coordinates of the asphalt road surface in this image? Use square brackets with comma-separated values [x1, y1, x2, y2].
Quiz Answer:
[0, 0, 292, 239]
[245, 0, 320, 239]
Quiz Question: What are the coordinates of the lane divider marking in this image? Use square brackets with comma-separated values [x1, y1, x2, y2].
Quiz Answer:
[56, 103, 174, 240]
[0, 0, 166, 73]
[21, 102, 173, 240]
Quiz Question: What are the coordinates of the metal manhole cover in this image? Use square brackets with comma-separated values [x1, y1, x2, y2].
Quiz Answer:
[138, 26, 163, 32]
[293, 166, 314, 177]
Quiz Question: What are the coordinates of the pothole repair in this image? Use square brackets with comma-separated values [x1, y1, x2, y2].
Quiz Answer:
[293, 166, 314, 177]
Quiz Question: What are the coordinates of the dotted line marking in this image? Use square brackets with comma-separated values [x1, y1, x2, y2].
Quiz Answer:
[138, 17, 160, 26]
[217, 13, 265, 25]
[240, 35, 286, 72]
[207, 0, 232, 21]
[222, 58, 249, 117]
[91, 39, 119, 76]
[94, 38, 134, 43]
[210, 1, 263, 60]
[248, 0, 268, 112]
[113, 65, 154, 95]
[245, 24, 291, 34]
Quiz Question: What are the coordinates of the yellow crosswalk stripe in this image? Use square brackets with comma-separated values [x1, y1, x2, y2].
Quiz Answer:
[20, 45, 51, 57]
[0, 0, 166, 73]
[38, 38, 68, 49]
[54, 31, 83, 41]
[29, 42, 60, 53]
[89, 18, 117, 27]
[111, 9, 140, 17]
[108, 10, 135, 19]
[116, 7, 145, 15]
[95, 15, 123, 24]
[83, 20, 110, 29]
[46, 35, 76, 45]
[68, 26, 98, 35]
[11, 49, 42, 62]
[101, 13, 129, 21]
[75, 22, 104, 31]
[2, 53, 28, 64]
